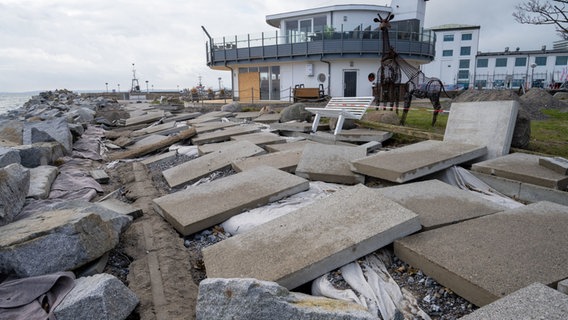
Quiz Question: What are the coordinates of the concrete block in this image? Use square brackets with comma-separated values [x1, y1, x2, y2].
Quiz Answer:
[15, 142, 66, 168]
[460, 283, 568, 320]
[378, 180, 506, 230]
[203, 184, 421, 289]
[24, 117, 73, 155]
[444, 100, 519, 160]
[162, 140, 265, 188]
[295, 144, 366, 185]
[191, 125, 261, 145]
[154, 166, 309, 236]
[28, 165, 58, 199]
[539, 156, 568, 175]
[0, 163, 29, 225]
[352, 140, 487, 183]
[394, 201, 568, 307]
[472, 153, 568, 190]
[231, 132, 286, 147]
[265, 140, 314, 153]
[232, 149, 303, 173]
[336, 128, 393, 143]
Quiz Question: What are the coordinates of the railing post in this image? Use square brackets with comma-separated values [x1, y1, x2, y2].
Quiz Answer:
[251, 87, 254, 104]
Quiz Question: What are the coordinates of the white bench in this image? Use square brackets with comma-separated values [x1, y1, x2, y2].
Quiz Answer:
[306, 96, 375, 135]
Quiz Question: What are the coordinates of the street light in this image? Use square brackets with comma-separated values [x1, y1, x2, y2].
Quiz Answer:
[530, 63, 537, 88]
[145, 80, 149, 93]
[218, 77, 222, 90]
[117, 84, 120, 92]
[105, 82, 108, 93]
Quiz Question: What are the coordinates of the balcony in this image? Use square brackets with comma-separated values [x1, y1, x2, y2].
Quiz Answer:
[205, 29, 436, 68]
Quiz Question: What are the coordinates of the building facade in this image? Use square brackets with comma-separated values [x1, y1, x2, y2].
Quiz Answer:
[204, 0, 435, 101]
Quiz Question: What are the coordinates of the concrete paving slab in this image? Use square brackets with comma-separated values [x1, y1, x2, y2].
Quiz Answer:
[253, 113, 281, 123]
[234, 111, 260, 120]
[539, 156, 568, 175]
[296, 144, 366, 184]
[163, 112, 201, 123]
[192, 121, 238, 134]
[394, 201, 568, 307]
[97, 198, 143, 219]
[352, 140, 487, 183]
[202, 184, 421, 289]
[127, 134, 169, 150]
[231, 149, 303, 173]
[337, 128, 393, 143]
[154, 166, 309, 236]
[162, 140, 265, 188]
[132, 122, 175, 136]
[378, 180, 507, 230]
[470, 170, 568, 206]
[471, 153, 568, 190]
[444, 100, 518, 160]
[188, 111, 233, 124]
[124, 110, 165, 126]
[460, 282, 568, 320]
[141, 151, 178, 166]
[270, 122, 328, 133]
[230, 132, 286, 147]
[191, 125, 261, 145]
[265, 140, 315, 153]
[291, 132, 359, 146]
[197, 141, 239, 155]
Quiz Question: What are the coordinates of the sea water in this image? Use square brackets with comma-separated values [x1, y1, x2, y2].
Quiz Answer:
[0, 92, 36, 115]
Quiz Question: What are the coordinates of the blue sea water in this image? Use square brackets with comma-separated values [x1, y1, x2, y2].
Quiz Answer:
[0, 92, 37, 115]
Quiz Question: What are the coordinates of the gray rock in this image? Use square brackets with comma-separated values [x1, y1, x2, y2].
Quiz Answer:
[0, 119, 23, 145]
[0, 201, 131, 277]
[15, 142, 66, 168]
[54, 273, 139, 320]
[0, 163, 30, 226]
[279, 103, 312, 123]
[0, 146, 21, 168]
[196, 278, 376, 320]
[221, 101, 241, 112]
[24, 117, 73, 154]
[27, 165, 59, 199]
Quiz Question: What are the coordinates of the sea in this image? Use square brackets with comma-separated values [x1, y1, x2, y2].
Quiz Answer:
[0, 92, 38, 116]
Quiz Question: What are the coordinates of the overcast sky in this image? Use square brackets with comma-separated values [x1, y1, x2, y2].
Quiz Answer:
[0, 0, 558, 92]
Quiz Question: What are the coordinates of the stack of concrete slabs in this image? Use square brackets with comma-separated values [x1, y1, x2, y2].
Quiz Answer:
[394, 201, 568, 307]
[162, 140, 265, 188]
[378, 179, 507, 230]
[471, 152, 568, 190]
[202, 184, 421, 289]
[444, 100, 518, 160]
[351, 140, 487, 183]
[153, 166, 309, 236]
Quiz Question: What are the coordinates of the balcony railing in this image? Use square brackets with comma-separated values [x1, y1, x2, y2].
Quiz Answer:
[206, 29, 436, 67]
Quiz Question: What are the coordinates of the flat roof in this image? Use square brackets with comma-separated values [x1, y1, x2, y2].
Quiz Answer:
[265, 4, 389, 28]
[427, 24, 480, 31]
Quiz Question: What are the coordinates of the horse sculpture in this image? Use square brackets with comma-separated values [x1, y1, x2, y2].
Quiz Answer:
[374, 12, 448, 126]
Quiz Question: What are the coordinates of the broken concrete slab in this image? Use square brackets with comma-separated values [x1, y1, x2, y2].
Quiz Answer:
[0, 163, 30, 225]
[197, 141, 238, 155]
[230, 132, 286, 147]
[140, 150, 178, 166]
[0, 201, 132, 277]
[539, 156, 568, 175]
[270, 122, 328, 133]
[188, 111, 233, 124]
[28, 165, 58, 200]
[154, 166, 309, 236]
[191, 125, 261, 145]
[470, 170, 568, 206]
[97, 198, 143, 219]
[265, 140, 314, 153]
[196, 278, 375, 320]
[472, 153, 568, 190]
[295, 144, 366, 185]
[163, 111, 202, 123]
[124, 110, 164, 126]
[162, 140, 265, 188]
[352, 140, 487, 183]
[253, 113, 281, 123]
[234, 111, 260, 120]
[444, 100, 519, 160]
[203, 184, 421, 289]
[109, 127, 196, 161]
[192, 121, 238, 134]
[232, 149, 303, 173]
[128, 134, 169, 150]
[378, 180, 507, 230]
[54, 273, 139, 320]
[336, 128, 393, 143]
[131, 121, 175, 136]
[460, 282, 568, 320]
[394, 201, 568, 307]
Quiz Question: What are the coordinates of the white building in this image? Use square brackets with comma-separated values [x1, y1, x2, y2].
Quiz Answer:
[204, 0, 435, 101]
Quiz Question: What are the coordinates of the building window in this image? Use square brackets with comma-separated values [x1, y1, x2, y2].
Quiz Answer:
[442, 50, 453, 57]
[458, 70, 469, 79]
[459, 59, 470, 68]
[443, 34, 454, 41]
[461, 33, 472, 41]
[495, 58, 507, 67]
[515, 57, 527, 67]
[534, 56, 547, 66]
[555, 56, 568, 65]
[460, 46, 471, 56]
[477, 58, 488, 68]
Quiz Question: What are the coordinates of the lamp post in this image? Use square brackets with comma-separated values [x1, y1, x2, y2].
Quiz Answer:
[177, 85, 180, 93]
[117, 84, 120, 92]
[530, 63, 537, 88]
[145, 80, 149, 93]
[218, 77, 222, 90]
[105, 82, 108, 93]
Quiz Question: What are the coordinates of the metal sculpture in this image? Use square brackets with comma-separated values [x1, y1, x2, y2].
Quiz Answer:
[374, 12, 448, 126]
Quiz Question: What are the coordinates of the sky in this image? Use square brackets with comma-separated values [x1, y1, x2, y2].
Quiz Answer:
[0, 0, 559, 93]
